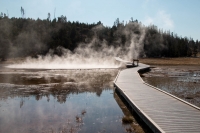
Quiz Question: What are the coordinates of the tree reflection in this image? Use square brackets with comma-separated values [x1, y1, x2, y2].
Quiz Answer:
[20, 98, 24, 108]
[0, 69, 118, 105]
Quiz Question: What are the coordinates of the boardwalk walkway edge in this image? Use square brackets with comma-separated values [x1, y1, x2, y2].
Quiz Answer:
[114, 82, 164, 133]
[113, 64, 200, 133]
[143, 82, 200, 111]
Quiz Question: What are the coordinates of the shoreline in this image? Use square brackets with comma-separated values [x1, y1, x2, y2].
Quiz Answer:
[1, 57, 200, 65]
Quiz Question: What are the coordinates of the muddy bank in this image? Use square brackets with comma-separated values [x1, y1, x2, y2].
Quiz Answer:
[141, 65, 200, 107]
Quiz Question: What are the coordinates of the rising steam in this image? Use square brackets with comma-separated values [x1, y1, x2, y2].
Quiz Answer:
[7, 23, 146, 69]
[7, 46, 120, 69]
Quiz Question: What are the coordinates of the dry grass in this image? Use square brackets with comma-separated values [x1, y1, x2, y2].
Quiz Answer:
[122, 116, 134, 124]
[81, 110, 86, 115]
[140, 57, 200, 66]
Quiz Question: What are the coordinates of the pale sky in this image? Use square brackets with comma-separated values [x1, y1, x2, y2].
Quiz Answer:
[1, 0, 200, 41]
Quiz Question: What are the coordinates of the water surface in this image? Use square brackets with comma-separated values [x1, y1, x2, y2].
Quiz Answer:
[0, 67, 145, 133]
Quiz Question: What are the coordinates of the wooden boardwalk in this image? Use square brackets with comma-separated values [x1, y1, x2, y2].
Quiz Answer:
[114, 63, 200, 133]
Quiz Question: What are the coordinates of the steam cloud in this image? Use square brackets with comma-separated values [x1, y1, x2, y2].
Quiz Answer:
[7, 23, 146, 69]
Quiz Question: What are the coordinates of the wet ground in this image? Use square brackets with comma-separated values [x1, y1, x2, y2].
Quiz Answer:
[0, 65, 145, 133]
[142, 65, 200, 107]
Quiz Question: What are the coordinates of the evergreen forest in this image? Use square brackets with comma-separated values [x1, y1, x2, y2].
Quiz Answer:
[0, 13, 199, 60]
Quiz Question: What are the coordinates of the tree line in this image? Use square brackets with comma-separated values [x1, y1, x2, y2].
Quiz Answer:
[0, 13, 199, 60]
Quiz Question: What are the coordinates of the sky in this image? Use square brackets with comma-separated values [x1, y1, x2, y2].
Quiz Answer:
[1, 0, 200, 41]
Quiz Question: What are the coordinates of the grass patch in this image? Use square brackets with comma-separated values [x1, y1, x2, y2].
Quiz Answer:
[140, 57, 200, 65]
[122, 116, 134, 124]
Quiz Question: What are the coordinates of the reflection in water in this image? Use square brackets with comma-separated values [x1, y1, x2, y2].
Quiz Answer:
[114, 91, 146, 133]
[0, 91, 125, 133]
[0, 69, 118, 101]
[0, 68, 145, 133]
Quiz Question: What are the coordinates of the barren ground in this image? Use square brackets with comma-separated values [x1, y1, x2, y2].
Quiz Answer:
[140, 57, 200, 66]
[140, 58, 200, 108]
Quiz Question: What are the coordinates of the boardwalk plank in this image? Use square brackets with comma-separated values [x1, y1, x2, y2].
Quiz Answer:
[114, 63, 200, 133]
